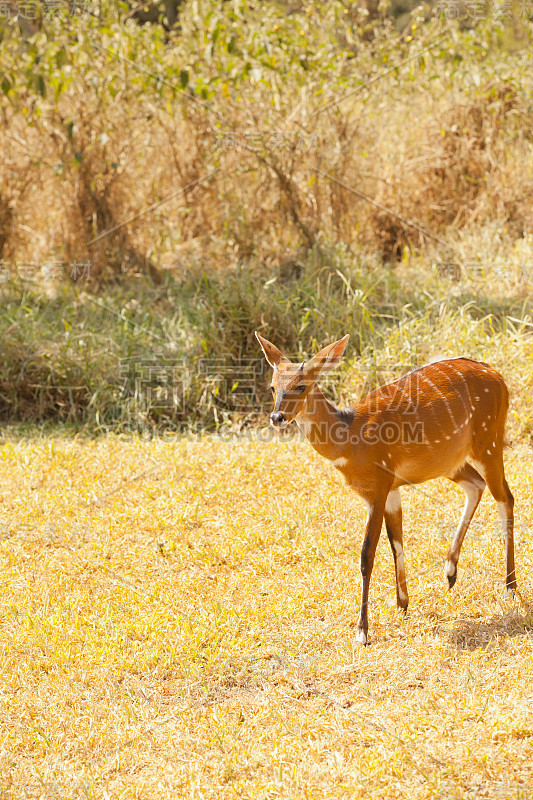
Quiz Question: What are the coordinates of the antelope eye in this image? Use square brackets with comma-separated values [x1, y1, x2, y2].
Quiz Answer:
[294, 385, 306, 393]
[270, 386, 275, 394]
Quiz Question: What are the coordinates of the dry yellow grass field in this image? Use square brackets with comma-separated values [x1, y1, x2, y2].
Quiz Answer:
[0, 433, 532, 799]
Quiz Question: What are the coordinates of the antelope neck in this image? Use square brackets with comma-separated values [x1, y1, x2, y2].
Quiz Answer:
[296, 384, 353, 460]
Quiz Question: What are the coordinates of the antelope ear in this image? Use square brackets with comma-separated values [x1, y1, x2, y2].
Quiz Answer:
[255, 331, 291, 369]
[306, 334, 350, 378]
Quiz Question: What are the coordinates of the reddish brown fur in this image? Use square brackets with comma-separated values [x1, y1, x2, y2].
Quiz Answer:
[256, 332, 516, 645]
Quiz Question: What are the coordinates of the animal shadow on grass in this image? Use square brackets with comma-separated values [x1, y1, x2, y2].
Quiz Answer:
[446, 604, 533, 651]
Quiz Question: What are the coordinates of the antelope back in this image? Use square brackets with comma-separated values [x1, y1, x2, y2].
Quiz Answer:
[349, 358, 509, 487]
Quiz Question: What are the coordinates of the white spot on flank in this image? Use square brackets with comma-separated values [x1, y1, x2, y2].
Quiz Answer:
[484, 388, 489, 392]
[435, 439, 440, 443]
[487, 449, 491, 455]
[492, 441, 496, 447]
[445, 560, 456, 577]
[333, 456, 349, 468]
[385, 489, 401, 513]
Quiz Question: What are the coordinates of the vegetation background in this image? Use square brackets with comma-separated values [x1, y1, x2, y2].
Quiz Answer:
[1, 0, 533, 436]
[1, 2, 533, 799]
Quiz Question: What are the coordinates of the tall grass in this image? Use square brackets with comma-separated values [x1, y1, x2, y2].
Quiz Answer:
[1, 244, 533, 436]
[1, 1, 532, 433]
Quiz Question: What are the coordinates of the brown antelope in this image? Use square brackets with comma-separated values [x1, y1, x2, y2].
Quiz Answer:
[255, 331, 516, 645]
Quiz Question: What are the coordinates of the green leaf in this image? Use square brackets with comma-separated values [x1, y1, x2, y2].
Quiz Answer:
[55, 47, 68, 69]
[32, 74, 46, 97]
[1, 76, 11, 95]
[180, 69, 189, 89]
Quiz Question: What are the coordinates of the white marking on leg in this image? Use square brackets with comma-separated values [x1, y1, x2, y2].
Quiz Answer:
[445, 559, 456, 577]
[456, 479, 483, 528]
[385, 489, 401, 514]
[355, 629, 367, 645]
[447, 479, 483, 573]
[398, 587, 408, 603]
[458, 480, 481, 524]
[396, 551, 405, 576]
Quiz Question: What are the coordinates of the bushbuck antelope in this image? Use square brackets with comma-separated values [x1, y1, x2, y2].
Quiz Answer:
[255, 331, 516, 645]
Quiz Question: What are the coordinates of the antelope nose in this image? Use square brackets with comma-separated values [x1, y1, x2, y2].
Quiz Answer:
[270, 412, 285, 426]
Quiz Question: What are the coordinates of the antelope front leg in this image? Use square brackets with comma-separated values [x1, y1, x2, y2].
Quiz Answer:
[356, 497, 387, 646]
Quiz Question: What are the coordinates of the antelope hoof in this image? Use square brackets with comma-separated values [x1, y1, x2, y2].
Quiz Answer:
[397, 591, 409, 613]
[445, 560, 457, 590]
[355, 627, 368, 646]
[504, 587, 516, 601]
